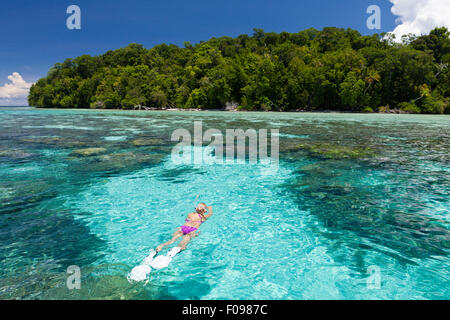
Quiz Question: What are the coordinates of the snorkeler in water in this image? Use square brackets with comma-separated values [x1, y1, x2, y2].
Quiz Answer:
[128, 203, 213, 280]
[155, 202, 213, 253]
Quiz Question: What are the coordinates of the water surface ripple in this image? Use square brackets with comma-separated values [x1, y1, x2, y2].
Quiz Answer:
[0, 108, 448, 299]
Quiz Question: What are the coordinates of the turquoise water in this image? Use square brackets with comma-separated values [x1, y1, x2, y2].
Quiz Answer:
[0, 107, 448, 299]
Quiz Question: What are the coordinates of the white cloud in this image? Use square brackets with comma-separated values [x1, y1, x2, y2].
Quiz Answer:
[0, 72, 34, 106]
[0, 72, 33, 99]
[389, 0, 450, 41]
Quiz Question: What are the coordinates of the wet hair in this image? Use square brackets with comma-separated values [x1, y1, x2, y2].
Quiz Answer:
[196, 203, 207, 216]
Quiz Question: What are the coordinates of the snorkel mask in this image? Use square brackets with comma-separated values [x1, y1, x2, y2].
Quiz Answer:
[195, 206, 206, 214]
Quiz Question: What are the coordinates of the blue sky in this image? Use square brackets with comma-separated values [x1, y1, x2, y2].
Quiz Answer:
[1, 0, 447, 105]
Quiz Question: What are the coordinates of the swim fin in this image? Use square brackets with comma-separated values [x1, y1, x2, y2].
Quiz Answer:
[128, 264, 151, 282]
[149, 247, 181, 269]
[142, 249, 157, 265]
[168, 246, 181, 257]
[127, 249, 157, 282]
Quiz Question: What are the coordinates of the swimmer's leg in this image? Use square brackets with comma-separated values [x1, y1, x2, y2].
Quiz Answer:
[178, 233, 196, 251]
[156, 228, 183, 252]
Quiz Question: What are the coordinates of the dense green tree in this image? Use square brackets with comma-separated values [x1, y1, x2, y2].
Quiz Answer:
[29, 27, 449, 113]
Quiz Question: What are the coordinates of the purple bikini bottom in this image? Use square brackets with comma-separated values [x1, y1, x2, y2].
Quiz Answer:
[181, 225, 197, 235]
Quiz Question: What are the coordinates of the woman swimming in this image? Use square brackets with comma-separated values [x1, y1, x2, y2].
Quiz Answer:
[155, 203, 213, 252]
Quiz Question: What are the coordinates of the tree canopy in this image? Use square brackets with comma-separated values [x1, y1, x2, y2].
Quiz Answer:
[28, 27, 450, 113]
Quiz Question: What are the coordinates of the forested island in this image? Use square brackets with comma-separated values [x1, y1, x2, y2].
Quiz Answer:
[28, 27, 449, 113]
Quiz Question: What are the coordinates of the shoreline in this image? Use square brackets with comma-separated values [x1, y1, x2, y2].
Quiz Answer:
[3, 106, 444, 115]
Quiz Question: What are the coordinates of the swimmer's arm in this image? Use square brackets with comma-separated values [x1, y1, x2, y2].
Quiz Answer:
[204, 205, 213, 218]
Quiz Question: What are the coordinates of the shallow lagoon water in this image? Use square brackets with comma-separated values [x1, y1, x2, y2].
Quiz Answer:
[0, 107, 448, 299]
